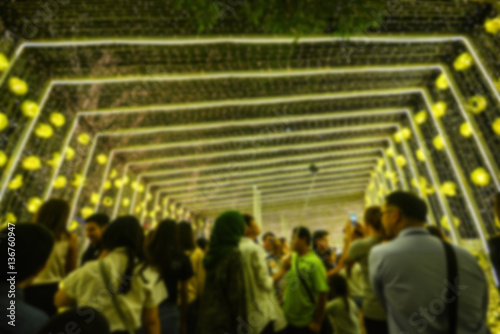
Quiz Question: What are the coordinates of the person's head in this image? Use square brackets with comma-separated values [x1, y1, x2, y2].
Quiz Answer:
[262, 231, 275, 252]
[291, 226, 311, 253]
[0, 223, 54, 287]
[178, 221, 195, 252]
[270, 237, 283, 258]
[85, 213, 109, 245]
[243, 214, 261, 239]
[363, 206, 383, 236]
[312, 230, 329, 253]
[382, 191, 427, 239]
[329, 274, 349, 299]
[147, 219, 179, 277]
[197, 237, 209, 252]
[34, 198, 70, 240]
[101, 216, 145, 294]
[427, 225, 448, 241]
[37, 307, 110, 334]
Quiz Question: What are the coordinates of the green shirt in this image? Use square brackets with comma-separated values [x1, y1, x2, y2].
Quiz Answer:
[283, 251, 330, 327]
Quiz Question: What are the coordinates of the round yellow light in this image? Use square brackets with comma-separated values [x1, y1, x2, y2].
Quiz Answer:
[453, 52, 473, 71]
[425, 186, 435, 195]
[122, 198, 131, 207]
[138, 184, 145, 193]
[393, 131, 403, 143]
[27, 197, 43, 213]
[4, 212, 17, 224]
[396, 155, 407, 167]
[0, 53, 9, 71]
[8, 77, 28, 95]
[484, 16, 500, 34]
[470, 167, 490, 187]
[433, 135, 445, 150]
[440, 216, 460, 230]
[22, 156, 41, 171]
[35, 123, 54, 139]
[416, 149, 426, 162]
[135, 206, 142, 214]
[467, 96, 487, 114]
[8, 174, 23, 190]
[65, 147, 75, 161]
[103, 180, 111, 190]
[69, 220, 79, 232]
[102, 197, 114, 207]
[53, 176, 67, 189]
[492, 118, 500, 135]
[49, 112, 66, 127]
[47, 153, 61, 167]
[123, 176, 130, 185]
[96, 154, 107, 165]
[131, 181, 138, 190]
[418, 177, 428, 189]
[149, 211, 156, 218]
[440, 181, 457, 197]
[411, 178, 418, 188]
[459, 122, 473, 138]
[114, 179, 123, 189]
[81, 207, 94, 219]
[71, 174, 84, 187]
[432, 102, 447, 118]
[401, 127, 411, 140]
[415, 111, 427, 125]
[0, 113, 9, 132]
[435, 73, 449, 90]
[0, 151, 7, 167]
[21, 101, 40, 118]
[77, 133, 90, 145]
[385, 147, 394, 157]
[109, 169, 118, 179]
[90, 193, 100, 205]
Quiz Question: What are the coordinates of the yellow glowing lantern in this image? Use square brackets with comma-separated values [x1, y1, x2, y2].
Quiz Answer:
[102, 197, 114, 207]
[416, 149, 426, 162]
[96, 154, 107, 165]
[90, 193, 100, 205]
[71, 174, 84, 187]
[81, 207, 94, 219]
[396, 155, 407, 167]
[432, 101, 447, 118]
[65, 147, 75, 161]
[435, 73, 449, 90]
[414, 111, 427, 125]
[459, 122, 473, 138]
[21, 101, 40, 118]
[385, 147, 394, 157]
[425, 186, 435, 195]
[47, 152, 61, 167]
[27, 197, 43, 213]
[22, 155, 41, 171]
[4, 212, 17, 224]
[0, 113, 8, 132]
[77, 133, 90, 145]
[122, 198, 131, 207]
[35, 123, 54, 139]
[453, 52, 473, 71]
[0, 53, 9, 71]
[411, 178, 418, 188]
[492, 118, 500, 135]
[138, 184, 145, 193]
[433, 135, 445, 150]
[393, 131, 403, 143]
[114, 179, 123, 189]
[8, 174, 23, 190]
[467, 96, 487, 114]
[53, 176, 67, 189]
[109, 169, 118, 179]
[103, 180, 112, 190]
[50, 112, 66, 127]
[470, 167, 490, 187]
[441, 215, 460, 230]
[484, 16, 500, 34]
[149, 211, 156, 218]
[69, 220, 79, 232]
[0, 151, 7, 167]
[440, 181, 457, 197]
[123, 176, 130, 185]
[135, 206, 142, 214]
[8, 77, 28, 95]
[131, 181, 138, 190]
[401, 127, 411, 140]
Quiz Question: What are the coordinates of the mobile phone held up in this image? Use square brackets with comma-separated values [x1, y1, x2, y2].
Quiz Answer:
[350, 213, 357, 226]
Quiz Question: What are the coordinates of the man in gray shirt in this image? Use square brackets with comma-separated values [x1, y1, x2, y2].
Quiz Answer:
[369, 191, 489, 334]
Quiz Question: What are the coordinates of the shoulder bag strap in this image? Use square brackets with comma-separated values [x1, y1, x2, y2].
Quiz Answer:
[295, 255, 315, 304]
[442, 241, 458, 334]
[99, 260, 136, 334]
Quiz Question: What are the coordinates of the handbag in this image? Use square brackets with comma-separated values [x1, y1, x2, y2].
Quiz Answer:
[442, 241, 458, 334]
[295, 256, 333, 334]
[99, 260, 136, 334]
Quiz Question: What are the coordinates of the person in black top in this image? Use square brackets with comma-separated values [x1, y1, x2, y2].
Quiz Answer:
[80, 214, 109, 266]
[147, 219, 194, 334]
[312, 230, 336, 270]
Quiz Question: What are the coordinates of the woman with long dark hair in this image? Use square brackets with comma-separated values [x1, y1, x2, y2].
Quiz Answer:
[197, 211, 247, 334]
[25, 198, 79, 316]
[146, 219, 193, 334]
[326, 275, 362, 334]
[54, 216, 167, 334]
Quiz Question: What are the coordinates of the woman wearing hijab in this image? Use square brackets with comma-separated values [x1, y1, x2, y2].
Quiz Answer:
[196, 211, 247, 334]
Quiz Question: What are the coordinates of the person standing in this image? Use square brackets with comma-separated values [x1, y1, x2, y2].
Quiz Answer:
[312, 230, 336, 271]
[81, 213, 109, 266]
[326, 275, 362, 334]
[370, 191, 489, 334]
[283, 226, 330, 334]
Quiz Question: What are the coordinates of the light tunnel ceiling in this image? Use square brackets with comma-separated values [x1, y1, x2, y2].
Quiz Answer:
[0, 0, 500, 244]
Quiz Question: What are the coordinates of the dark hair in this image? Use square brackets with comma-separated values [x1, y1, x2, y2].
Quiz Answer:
[329, 274, 350, 313]
[37, 307, 110, 334]
[101, 216, 146, 294]
[262, 231, 275, 242]
[386, 191, 428, 222]
[293, 226, 311, 245]
[279, 237, 286, 243]
[35, 198, 70, 240]
[147, 219, 178, 282]
[178, 221, 195, 252]
[427, 225, 447, 241]
[364, 206, 383, 232]
[197, 237, 208, 250]
[85, 213, 110, 228]
[312, 230, 328, 250]
[243, 214, 254, 227]
[0, 223, 54, 282]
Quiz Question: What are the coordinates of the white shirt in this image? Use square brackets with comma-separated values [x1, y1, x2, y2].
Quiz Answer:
[238, 237, 287, 333]
[33, 238, 69, 284]
[62, 247, 167, 332]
